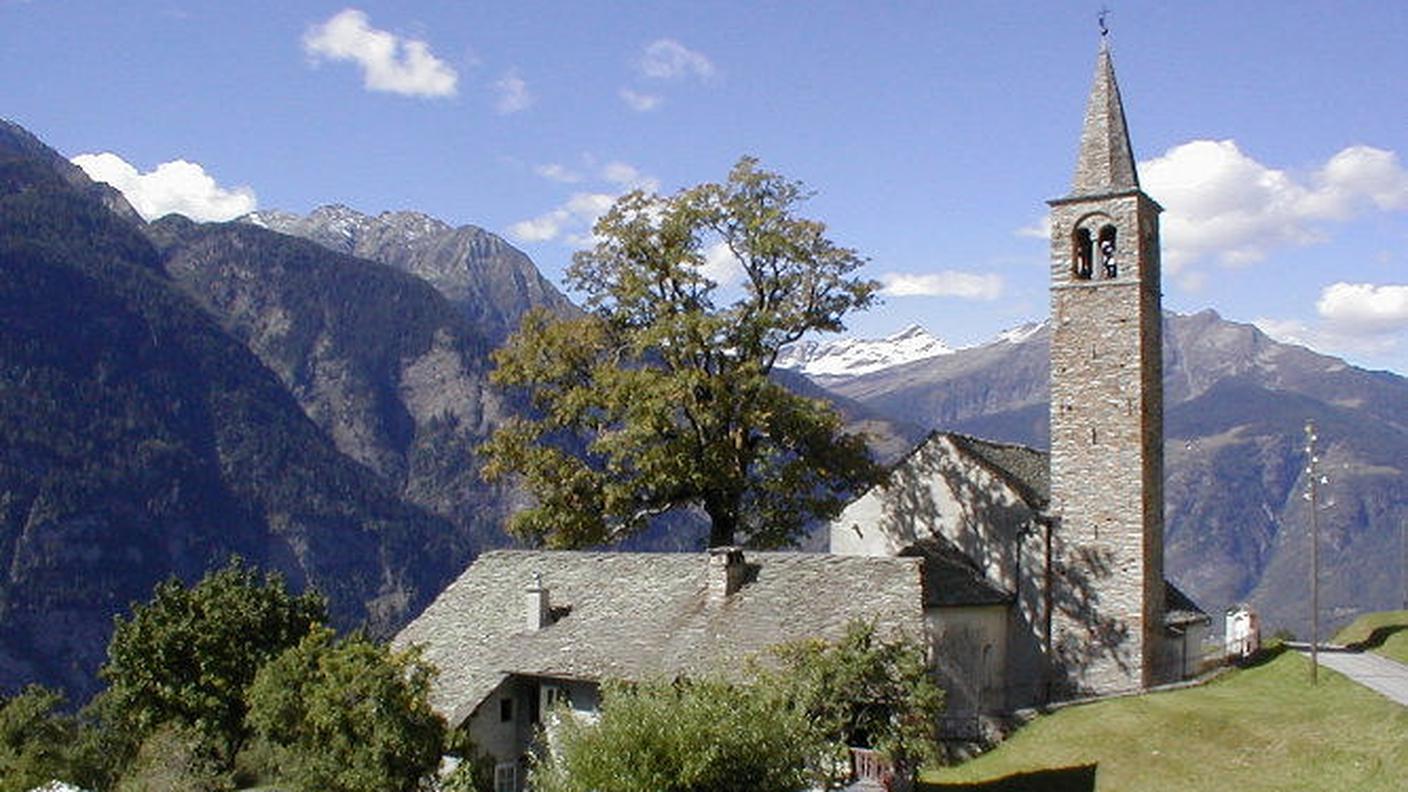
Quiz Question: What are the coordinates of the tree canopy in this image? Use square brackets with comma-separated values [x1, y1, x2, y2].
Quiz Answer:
[482, 157, 882, 548]
[99, 558, 326, 765]
[245, 627, 445, 792]
[760, 620, 944, 785]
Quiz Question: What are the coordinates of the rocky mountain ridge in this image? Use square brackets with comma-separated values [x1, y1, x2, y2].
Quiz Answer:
[238, 204, 573, 342]
[0, 122, 463, 700]
[806, 312, 1408, 636]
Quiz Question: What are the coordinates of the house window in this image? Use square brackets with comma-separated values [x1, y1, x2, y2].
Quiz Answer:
[499, 697, 513, 723]
[493, 762, 517, 792]
[540, 683, 571, 722]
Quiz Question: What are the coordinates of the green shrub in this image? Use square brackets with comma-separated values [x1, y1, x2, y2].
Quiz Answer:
[530, 677, 815, 792]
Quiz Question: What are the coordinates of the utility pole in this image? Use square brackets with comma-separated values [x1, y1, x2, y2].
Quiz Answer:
[1304, 420, 1322, 685]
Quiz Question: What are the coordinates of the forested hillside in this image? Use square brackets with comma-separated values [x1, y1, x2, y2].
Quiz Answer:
[0, 120, 460, 699]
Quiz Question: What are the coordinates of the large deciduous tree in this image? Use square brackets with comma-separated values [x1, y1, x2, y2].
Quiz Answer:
[482, 157, 881, 548]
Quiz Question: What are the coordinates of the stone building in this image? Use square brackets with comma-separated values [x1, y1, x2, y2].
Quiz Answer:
[394, 548, 954, 790]
[395, 37, 1211, 784]
[830, 37, 1209, 714]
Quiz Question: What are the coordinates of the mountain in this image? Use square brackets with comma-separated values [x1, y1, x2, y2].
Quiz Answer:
[142, 213, 525, 552]
[0, 121, 462, 700]
[239, 205, 573, 342]
[808, 313, 1408, 636]
[777, 324, 955, 378]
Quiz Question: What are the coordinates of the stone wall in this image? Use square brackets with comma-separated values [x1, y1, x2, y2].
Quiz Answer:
[1046, 190, 1165, 695]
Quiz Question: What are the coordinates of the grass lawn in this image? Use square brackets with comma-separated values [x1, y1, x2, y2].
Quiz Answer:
[1333, 610, 1408, 665]
[919, 647, 1408, 791]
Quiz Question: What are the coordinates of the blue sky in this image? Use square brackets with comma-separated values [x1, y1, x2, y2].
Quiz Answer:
[3, 1, 1407, 373]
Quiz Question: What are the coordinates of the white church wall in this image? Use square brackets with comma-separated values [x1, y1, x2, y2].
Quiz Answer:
[830, 435, 1038, 592]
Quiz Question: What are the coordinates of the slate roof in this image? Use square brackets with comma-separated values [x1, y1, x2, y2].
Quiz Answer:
[394, 550, 928, 727]
[1164, 581, 1211, 627]
[1069, 41, 1141, 196]
[898, 536, 1014, 607]
[945, 433, 1051, 510]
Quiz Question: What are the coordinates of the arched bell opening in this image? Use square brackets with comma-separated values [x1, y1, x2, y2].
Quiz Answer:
[1098, 225, 1118, 278]
[1072, 227, 1094, 280]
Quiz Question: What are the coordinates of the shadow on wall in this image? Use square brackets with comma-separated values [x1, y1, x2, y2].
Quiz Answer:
[1049, 533, 1132, 696]
[919, 764, 1097, 792]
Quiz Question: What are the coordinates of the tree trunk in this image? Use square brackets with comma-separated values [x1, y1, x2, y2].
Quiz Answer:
[704, 493, 738, 547]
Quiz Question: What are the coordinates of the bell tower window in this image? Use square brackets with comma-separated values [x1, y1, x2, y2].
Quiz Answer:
[1073, 227, 1093, 280]
[1098, 225, 1118, 278]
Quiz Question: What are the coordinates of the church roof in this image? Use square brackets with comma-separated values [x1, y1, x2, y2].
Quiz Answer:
[945, 433, 1051, 510]
[899, 535, 1014, 607]
[1164, 580, 1212, 627]
[1070, 41, 1140, 196]
[393, 549, 928, 727]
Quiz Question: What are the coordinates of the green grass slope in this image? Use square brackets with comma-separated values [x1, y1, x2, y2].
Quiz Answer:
[1334, 610, 1408, 665]
[920, 648, 1408, 792]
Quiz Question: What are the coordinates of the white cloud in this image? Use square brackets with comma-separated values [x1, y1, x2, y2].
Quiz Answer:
[564, 192, 617, 219]
[303, 9, 457, 98]
[1316, 282, 1408, 333]
[493, 69, 533, 114]
[699, 242, 745, 286]
[71, 152, 256, 222]
[1020, 141, 1408, 287]
[1015, 214, 1050, 239]
[508, 191, 619, 245]
[637, 38, 715, 80]
[508, 214, 565, 243]
[619, 88, 662, 112]
[1139, 140, 1408, 271]
[1254, 313, 1403, 370]
[1254, 281, 1408, 373]
[601, 161, 660, 192]
[879, 271, 1004, 301]
[534, 163, 581, 183]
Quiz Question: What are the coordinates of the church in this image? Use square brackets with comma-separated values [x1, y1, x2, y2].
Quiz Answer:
[394, 38, 1209, 787]
[831, 36, 1209, 717]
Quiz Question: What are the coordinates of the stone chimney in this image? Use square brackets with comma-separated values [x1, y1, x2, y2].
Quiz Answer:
[707, 546, 746, 602]
[525, 572, 550, 631]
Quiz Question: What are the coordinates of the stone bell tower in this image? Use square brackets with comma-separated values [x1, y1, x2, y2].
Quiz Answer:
[1046, 37, 1166, 695]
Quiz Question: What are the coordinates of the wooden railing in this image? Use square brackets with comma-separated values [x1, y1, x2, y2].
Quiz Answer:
[850, 746, 892, 788]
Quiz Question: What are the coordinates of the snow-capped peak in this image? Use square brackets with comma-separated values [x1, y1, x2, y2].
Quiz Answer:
[996, 320, 1046, 345]
[777, 324, 954, 378]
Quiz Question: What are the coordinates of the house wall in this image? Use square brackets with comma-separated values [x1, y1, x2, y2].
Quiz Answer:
[1225, 608, 1260, 659]
[465, 676, 603, 769]
[927, 604, 1008, 718]
[466, 678, 532, 766]
[1183, 622, 1211, 676]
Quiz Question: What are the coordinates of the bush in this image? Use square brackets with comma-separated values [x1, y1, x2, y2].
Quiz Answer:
[0, 685, 77, 792]
[246, 627, 445, 792]
[761, 620, 944, 784]
[530, 677, 815, 792]
[113, 722, 230, 792]
[101, 557, 326, 765]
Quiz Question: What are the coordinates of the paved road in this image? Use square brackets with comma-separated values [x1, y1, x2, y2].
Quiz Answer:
[1301, 648, 1408, 706]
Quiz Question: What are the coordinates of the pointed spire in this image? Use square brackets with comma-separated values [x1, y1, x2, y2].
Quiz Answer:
[1070, 40, 1140, 195]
